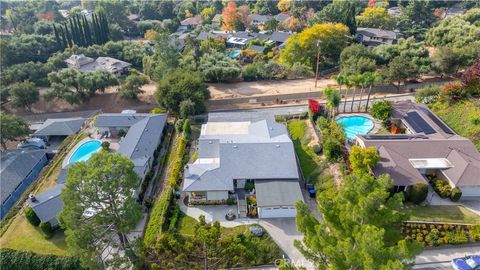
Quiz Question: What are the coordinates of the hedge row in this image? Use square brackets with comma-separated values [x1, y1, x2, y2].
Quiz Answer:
[168, 136, 189, 189]
[143, 186, 173, 246]
[0, 249, 83, 270]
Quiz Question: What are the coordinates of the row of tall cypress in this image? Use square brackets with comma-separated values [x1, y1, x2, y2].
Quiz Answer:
[53, 12, 109, 49]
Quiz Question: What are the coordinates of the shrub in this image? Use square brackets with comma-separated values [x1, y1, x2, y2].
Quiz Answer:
[168, 204, 181, 233]
[25, 207, 40, 227]
[431, 179, 452, 198]
[444, 229, 468, 245]
[0, 248, 84, 270]
[408, 183, 429, 204]
[312, 144, 322, 155]
[450, 187, 462, 202]
[118, 129, 126, 138]
[323, 139, 341, 162]
[39, 222, 53, 239]
[415, 85, 441, 104]
[150, 107, 166, 114]
[370, 100, 392, 121]
[470, 224, 480, 241]
[144, 186, 173, 246]
[175, 119, 184, 133]
[182, 119, 191, 140]
[101, 141, 110, 151]
[244, 180, 255, 192]
[226, 197, 235, 205]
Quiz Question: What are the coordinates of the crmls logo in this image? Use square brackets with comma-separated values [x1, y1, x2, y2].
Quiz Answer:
[274, 258, 312, 268]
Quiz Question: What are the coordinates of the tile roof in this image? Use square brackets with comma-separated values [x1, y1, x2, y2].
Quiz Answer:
[33, 118, 85, 136]
[1, 149, 47, 202]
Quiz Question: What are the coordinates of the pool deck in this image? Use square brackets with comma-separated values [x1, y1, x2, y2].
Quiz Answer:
[335, 113, 382, 136]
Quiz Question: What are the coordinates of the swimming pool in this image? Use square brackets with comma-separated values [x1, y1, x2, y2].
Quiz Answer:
[336, 116, 374, 140]
[68, 140, 102, 164]
[228, 50, 241, 58]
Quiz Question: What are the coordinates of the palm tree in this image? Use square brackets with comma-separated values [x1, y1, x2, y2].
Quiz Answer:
[333, 74, 346, 115]
[348, 74, 363, 113]
[364, 71, 382, 112]
[343, 77, 352, 113]
[324, 86, 341, 120]
[357, 73, 369, 112]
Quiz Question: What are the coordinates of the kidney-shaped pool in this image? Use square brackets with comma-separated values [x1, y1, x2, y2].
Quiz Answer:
[68, 140, 102, 164]
[336, 116, 374, 140]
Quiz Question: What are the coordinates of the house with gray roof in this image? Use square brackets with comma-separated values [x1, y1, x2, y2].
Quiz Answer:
[250, 14, 273, 25]
[65, 54, 131, 76]
[96, 113, 168, 179]
[269, 31, 292, 47]
[1, 149, 48, 219]
[356, 102, 480, 199]
[33, 118, 85, 143]
[27, 184, 65, 227]
[355, 27, 402, 47]
[182, 114, 304, 218]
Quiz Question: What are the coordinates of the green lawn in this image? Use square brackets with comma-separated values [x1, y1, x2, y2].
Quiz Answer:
[403, 205, 480, 224]
[287, 120, 324, 181]
[430, 100, 480, 150]
[0, 214, 68, 256]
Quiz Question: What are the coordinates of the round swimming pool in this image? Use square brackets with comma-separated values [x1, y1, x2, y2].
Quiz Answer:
[68, 140, 102, 164]
[336, 116, 374, 140]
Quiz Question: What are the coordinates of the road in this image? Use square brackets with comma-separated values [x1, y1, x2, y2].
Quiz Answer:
[414, 245, 480, 269]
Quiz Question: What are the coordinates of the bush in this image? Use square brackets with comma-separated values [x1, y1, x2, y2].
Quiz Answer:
[312, 144, 322, 155]
[370, 100, 392, 121]
[450, 187, 462, 202]
[150, 107, 166, 114]
[415, 85, 441, 104]
[39, 222, 53, 239]
[144, 187, 173, 246]
[470, 224, 480, 241]
[101, 141, 110, 151]
[168, 204, 181, 233]
[182, 119, 191, 140]
[175, 119, 184, 133]
[408, 183, 429, 204]
[244, 180, 255, 192]
[0, 248, 84, 270]
[25, 207, 40, 227]
[118, 129, 126, 138]
[431, 179, 452, 198]
[444, 229, 468, 245]
[323, 139, 341, 162]
[226, 197, 235, 205]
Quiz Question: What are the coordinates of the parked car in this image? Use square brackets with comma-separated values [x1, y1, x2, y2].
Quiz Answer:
[17, 138, 46, 149]
[452, 256, 480, 270]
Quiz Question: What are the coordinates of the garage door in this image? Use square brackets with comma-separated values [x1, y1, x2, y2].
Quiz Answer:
[259, 206, 296, 218]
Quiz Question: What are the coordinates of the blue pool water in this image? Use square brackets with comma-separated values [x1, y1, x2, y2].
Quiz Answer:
[336, 116, 374, 140]
[228, 50, 241, 58]
[68, 140, 102, 164]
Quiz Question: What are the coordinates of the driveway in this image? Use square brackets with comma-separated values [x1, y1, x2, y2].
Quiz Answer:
[415, 244, 480, 266]
[259, 218, 314, 269]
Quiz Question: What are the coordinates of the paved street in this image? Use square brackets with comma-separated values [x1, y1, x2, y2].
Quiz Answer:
[414, 245, 480, 269]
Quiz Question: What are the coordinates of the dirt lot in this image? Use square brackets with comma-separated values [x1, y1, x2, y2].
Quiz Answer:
[209, 78, 336, 99]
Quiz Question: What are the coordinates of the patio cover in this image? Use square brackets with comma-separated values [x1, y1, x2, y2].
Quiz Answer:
[255, 180, 303, 207]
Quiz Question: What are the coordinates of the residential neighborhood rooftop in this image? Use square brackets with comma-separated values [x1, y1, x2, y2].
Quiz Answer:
[33, 118, 85, 137]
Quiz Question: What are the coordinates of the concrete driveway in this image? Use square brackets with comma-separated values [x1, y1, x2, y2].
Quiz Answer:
[259, 218, 314, 269]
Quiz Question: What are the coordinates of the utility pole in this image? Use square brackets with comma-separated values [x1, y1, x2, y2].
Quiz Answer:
[315, 39, 322, 88]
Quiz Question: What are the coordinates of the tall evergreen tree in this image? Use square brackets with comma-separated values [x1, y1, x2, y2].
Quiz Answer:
[63, 23, 72, 47]
[82, 15, 92, 46]
[53, 23, 63, 49]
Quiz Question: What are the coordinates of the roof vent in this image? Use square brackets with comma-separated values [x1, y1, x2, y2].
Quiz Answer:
[29, 193, 37, 202]
[275, 144, 280, 148]
[209, 141, 213, 144]
[233, 145, 238, 148]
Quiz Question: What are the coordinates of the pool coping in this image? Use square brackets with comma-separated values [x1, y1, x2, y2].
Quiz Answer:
[335, 113, 382, 138]
[62, 138, 103, 168]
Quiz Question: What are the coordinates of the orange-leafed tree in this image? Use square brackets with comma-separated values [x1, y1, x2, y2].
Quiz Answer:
[237, 5, 251, 28]
[221, 1, 238, 31]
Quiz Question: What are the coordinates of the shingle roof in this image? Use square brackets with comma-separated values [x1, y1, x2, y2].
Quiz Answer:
[27, 184, 64, 223]
[357, 102, 480, 188]
[33, 118, 85, 136]
[356, 27, 401, 40]
[255, 180, 303, 207]
[250, 14, 272, 22]
[95, 113, 151, 127]
[118, 114, 167, 165]
[1, 149, 46, 203]
[250, 45, 265, 52]
[270, 32, 291, 43]
[275, 13, 289, 22]
[183, 115, 299, 192]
